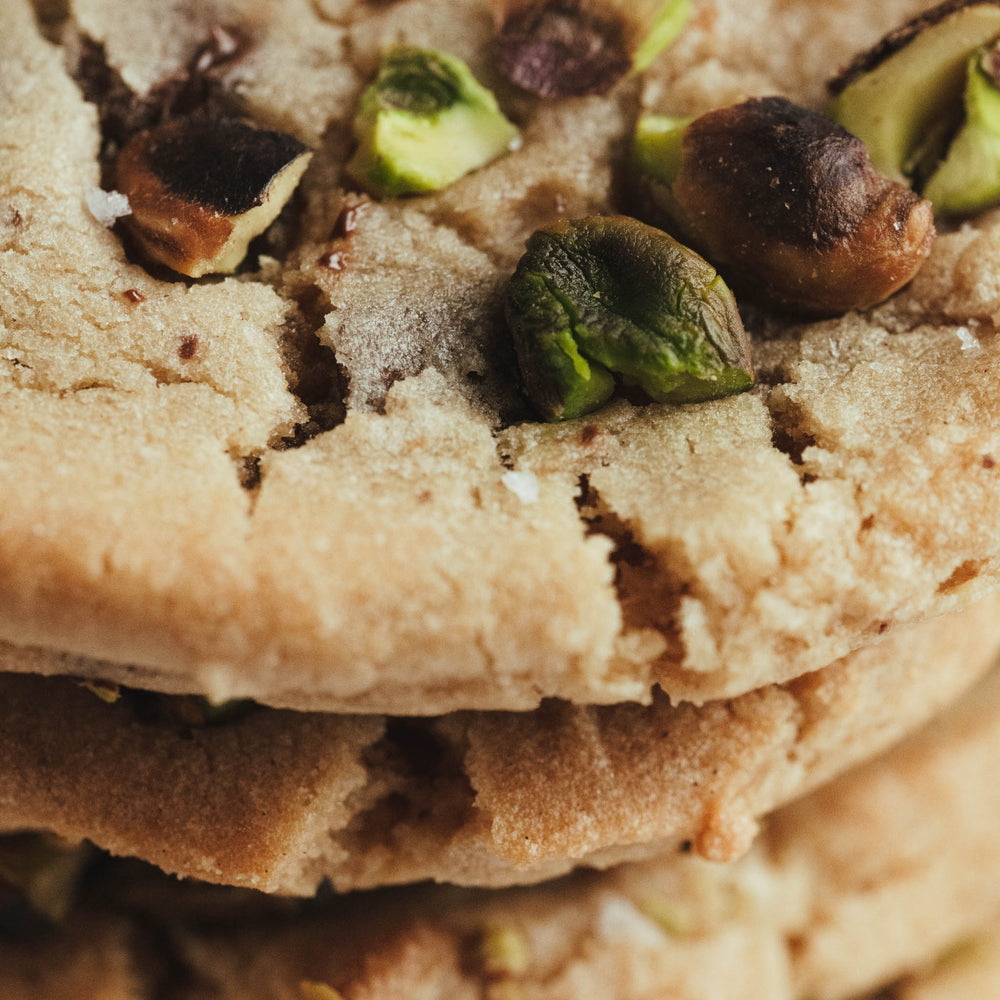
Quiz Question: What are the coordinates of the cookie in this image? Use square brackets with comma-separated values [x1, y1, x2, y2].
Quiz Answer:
[1, 594, 997, 894]
[3, 0, 1000, 713]
[8, 649, 1000, 1000]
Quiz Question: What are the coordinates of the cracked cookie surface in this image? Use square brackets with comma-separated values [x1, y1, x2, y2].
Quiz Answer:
[3, 0, 1000, 712]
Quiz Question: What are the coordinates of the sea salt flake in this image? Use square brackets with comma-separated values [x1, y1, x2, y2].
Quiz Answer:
[501, 470, 539, 504]
[956, 326, 980, 352]
[86, 188, 132, 228]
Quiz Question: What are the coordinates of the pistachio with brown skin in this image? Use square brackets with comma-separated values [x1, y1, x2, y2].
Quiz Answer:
[828, 0, 1000, 214]
[632, 97, 936, 314]
[114, 116, 312, 277]
[492, 0, 690, 98]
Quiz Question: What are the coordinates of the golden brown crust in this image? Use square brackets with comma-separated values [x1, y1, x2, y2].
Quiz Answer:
[0, 595, 997, 894]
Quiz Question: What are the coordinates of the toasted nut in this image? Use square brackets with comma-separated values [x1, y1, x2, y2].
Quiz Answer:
[492, 0, 690, 98]
[506, 215, 753, 422]
[346, 46, 519, 198]
[632, 97, 935, 314]
[114, 116, 312, 277]
[828, 0, 1000, 188]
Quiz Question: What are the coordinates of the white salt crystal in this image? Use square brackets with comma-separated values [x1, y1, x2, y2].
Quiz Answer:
[956, 326, 980, 352]
[501, 469, 539, 504]
[85, 188, 132, 228]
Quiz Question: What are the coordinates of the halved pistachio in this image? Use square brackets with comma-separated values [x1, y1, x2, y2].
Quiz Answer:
[632, 98, 935, 314]
[346, 46, 519, 198]
[828, 0, 1000, 210]
[492, 0, 690, 98]
[918, 45, 1000, 212]
[114, 116, 312, 277]
[506, 215, 753, 422]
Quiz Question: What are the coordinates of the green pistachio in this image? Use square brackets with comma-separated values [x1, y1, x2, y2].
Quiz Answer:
[492, 0, 690, 97]
[923, 45, 1000, 212]
[827, 0, 1000, 213]
[632, 98, 935, 314]
[506, 215, 753, 422]
[478, 923, 531, 978]
[298, 982, 345, 1000]
[346, 46, 519, 198]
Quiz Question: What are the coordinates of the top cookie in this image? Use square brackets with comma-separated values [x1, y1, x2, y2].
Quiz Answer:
[2, 0, 999, 713]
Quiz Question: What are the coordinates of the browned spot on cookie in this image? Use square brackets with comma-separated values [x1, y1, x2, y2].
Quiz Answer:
[579, 424, 601, 446]
[860, 513, 876, 532]
[123, 288, 146, 304]
[178, 334, 199, 360]
[417, 490, 433, 504]
[938, 558, 983, 594]
[984, 453, 997, 469]
[9, 208, 23, 228]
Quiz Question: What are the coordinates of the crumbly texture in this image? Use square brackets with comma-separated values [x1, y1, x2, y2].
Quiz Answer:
[4, 0, 1000, 712]
[1, 595, 997, 895]
[8, 655, 1000, 1000]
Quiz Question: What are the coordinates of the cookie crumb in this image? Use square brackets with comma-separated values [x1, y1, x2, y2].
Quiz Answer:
[501, 470, 539, 504]
[85, 188, 131, 228]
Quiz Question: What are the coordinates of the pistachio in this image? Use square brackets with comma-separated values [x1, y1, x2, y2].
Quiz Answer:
[0, 835, 92, 923]
[920, 45, 1000, 212]
[478, 923, 532, 979]
[632, 98, 935, 314]
[114, 116, 312, 277]
[506, 215, 753, 422]
[346, 46, 519, 198]
[298, 982, 344, 1000]
[492, 0, 690, 97]
[828, 0, 1000, 186]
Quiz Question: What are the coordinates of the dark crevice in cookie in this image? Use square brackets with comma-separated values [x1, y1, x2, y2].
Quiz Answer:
[273, 289, 350, 452]
[28, 0, 70, 44]
[575, 476, 686, 664]
[338, 719, 479, 862]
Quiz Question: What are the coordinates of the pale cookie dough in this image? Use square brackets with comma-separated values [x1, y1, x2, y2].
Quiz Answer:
[8, 647, 1000, 999]
[4, 0, 1000, 712]
[1, 595, 998, 894]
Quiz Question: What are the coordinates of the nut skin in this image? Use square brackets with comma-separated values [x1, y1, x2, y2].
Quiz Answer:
[114, 116, 311, 277]
[827, 0, 1000, 187]
[634, 98, 936, 315]
[506, 215, 753, 422]
[492, 0, 689, 98]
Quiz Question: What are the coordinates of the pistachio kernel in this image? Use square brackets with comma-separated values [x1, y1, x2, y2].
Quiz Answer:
[346, 46, 519, 198]
[492, 0, 690, 98]
[919, 44, 1000, 212]
[298, 982, 345, 1000]
[828, 0, 1000, 187]
[506, 215, 753, 422]
[114, 116, 312, 277]
[478, 923, 532, 979]
[632, 98, 935, 314]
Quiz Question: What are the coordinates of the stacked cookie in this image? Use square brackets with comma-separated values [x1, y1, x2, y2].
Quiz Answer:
[3, 0, 1000, 995]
